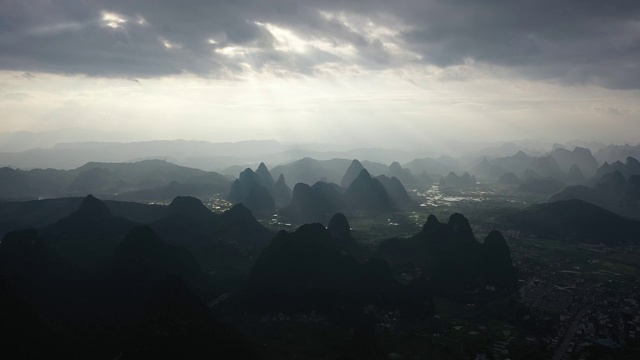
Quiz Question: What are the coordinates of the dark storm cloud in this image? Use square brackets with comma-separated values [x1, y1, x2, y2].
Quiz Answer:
[0, 0, 639, 88]
[396, 0, 640, 88]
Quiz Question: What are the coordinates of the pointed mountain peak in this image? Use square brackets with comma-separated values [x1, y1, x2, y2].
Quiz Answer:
[167, 196, 212, 219]
[482, 230, 513, 277]
[75, 195, 111, 218]
[447, 213, 474, 240]
[340, 159, 366, 188]
[346, 169, 394, 211]
[483, 230, 507, 248]
[272, 173, 293, 207]
[229, 167, 263, 203]
[328, 213, 352, 241]
[255, 162, 275, 188]
[239, 168, 257, 182]
[423, 214, 441, 232]
[223, 203, 253, 219]
[257, 162, 269, 172]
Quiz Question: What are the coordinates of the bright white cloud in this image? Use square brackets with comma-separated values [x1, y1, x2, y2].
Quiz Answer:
[159, 37, 181, 49]
[101, 11, 127, 29]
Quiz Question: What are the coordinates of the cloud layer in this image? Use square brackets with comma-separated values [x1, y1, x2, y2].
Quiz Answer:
[1, 0, 639, 88]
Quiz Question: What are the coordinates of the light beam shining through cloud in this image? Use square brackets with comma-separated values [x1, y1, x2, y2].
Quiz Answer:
[0, 0, 638, 147]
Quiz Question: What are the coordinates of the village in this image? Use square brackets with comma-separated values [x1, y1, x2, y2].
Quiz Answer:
[514, 241, 640, 359]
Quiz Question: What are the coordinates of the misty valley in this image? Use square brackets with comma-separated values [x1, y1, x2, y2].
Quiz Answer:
[1, 143, 640, 360]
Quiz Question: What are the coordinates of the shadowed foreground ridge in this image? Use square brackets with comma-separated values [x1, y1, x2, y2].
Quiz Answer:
[0, 194, 276, 358]
[246, 223, 428, 319]
[377, 213, 518, 293]
[0, 222, 257, 359]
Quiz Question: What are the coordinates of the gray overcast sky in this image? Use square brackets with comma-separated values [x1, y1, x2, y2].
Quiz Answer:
[1, 0, 639, 148]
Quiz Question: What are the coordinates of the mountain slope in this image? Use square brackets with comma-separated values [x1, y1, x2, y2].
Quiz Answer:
[376, 175, 414, 209]
[504, 199, 640, 244]
[40, 195, 138, 268]
[0, 160, 232, 200]
[377, 213, 517, 293]
[345, 169, 395, 212]
[341, 159, 366, 188]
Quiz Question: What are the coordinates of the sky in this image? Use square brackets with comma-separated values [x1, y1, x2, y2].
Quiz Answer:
[1, 0, 639, 149]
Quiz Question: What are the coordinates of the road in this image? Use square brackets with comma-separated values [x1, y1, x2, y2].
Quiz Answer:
[208, 292, 233, 308]
[552, 303, 594, 360]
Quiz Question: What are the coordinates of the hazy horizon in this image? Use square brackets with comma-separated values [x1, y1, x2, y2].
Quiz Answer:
[0, 126, 621, 149]
[0, 126, 627, 159]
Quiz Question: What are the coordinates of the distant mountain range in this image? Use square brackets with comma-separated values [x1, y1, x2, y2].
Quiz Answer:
[7, 143, 640, 223]
[0, 159, 231, 201]
[0, 130, 561, 167]
[505, 199, 640, 244]
[270, 158, 389, 187]
[280, 168, 415, 222]
[5, 133, 634, 198]
[595, 156, 640, 179]
[471, 148, 597, 182]
[594, 143, 640, 164]
[0, 128, 138, 152]
[0, 137, 440, 171]
[4, 131, 634, 174]
[439, 171, 477, 188]
[0, 138, 292, 170]
[227, 163, 292, 216]
[550, 168, 640, 218]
